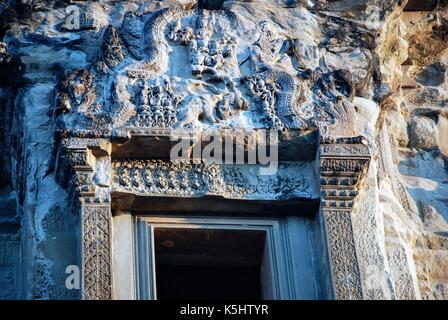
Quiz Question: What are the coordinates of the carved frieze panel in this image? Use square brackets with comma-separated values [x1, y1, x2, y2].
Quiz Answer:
[51, 5, 365, 137]
[111, 160, 319, 200]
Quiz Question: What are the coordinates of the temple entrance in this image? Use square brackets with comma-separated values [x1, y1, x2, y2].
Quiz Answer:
[111, 215, 326, 300]
[154, 228, 264, 300]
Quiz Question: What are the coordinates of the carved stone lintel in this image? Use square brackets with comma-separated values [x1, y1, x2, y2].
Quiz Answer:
[321, 138, 371, 300]
[111, 160, 318, 201]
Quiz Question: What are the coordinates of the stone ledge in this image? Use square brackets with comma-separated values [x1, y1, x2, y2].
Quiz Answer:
[111, 194, 320, 217]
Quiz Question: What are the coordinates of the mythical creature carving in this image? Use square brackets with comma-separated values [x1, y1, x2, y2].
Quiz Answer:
[143, 8, 194, 69]
[55, 68, 96, 115]
[176, 95, 217, 128]
[102, 26, 127, 68]
[245, 68, 307, 129]
[54, 6, 321, 134]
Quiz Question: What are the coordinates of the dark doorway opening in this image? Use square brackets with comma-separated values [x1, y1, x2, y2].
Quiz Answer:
[156, 265, 261, 300]
[154, 228, 266, 300]
[198, 0, 225, 10]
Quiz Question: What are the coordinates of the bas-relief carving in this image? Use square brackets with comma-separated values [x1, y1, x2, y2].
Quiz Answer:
[52, 6, 361, 137]
[321, 140, 371, 300]
[50, 5, 374, 300]
[111, 160, 316, 200]
[55, 141, 113, 300]
[324, 210, 363, 300]
[82, 205, 112, 300]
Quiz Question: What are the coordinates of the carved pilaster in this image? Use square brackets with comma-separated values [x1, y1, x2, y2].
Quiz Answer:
[56, 138, 112, 300]
[81, 204, 112, 300]
[320, 136, 370, 300]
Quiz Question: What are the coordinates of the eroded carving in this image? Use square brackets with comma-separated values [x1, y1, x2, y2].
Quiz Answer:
[320, 139, 371, 300]
[102, 25, 127, 69]
[55, 69, 96, 115]
[112, 160, 314, 200]
[52, 7, 335, 134]
[82, 205, 112, 300]
[324, 210, 363, 300]
[49, 4, 378, 302]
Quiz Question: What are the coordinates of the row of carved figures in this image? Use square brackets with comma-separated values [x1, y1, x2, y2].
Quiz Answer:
[113, 160, 306, 198]
[129, 76, 180, 128]
[245, 75, 285, 129]
[55, 66, 291, 129]
[167, 13, 237, 77]
[53, 8, 301, 130]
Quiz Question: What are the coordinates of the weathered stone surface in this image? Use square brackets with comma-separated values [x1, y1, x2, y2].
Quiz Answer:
[438, 115, 448, 155]
[0, 0, 447, 300]
[408, 116, 439, 150]
[386, 110, 409, 147]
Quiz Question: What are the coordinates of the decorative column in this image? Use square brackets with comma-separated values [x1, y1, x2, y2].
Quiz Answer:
[320, 137, 371, 300]
[56, 137, 113, 300]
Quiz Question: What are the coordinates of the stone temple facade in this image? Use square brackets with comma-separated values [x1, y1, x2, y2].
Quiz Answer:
[0, 0, 447, 300]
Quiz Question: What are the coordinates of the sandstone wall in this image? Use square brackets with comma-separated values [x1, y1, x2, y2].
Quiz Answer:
[0, 0, 446, 299]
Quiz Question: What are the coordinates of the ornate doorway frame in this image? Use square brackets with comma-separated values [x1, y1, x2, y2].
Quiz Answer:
[132, 215, 316, 300]
[54, 130, 370, 300]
